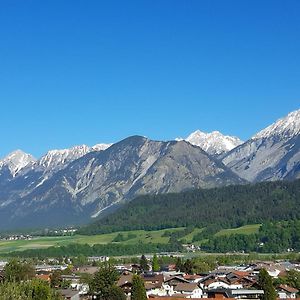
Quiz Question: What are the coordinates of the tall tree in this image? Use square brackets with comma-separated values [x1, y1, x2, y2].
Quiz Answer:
[152, 254, 160, 272]
[175, 257, 183, 272]
[90, 262, 120, 300]
[286, 269, 300, 290]
[183, 259, 195, 275]
[139, 255, 149, 272]
[258, 268, 277, 300]
[131, 274, 147, 300]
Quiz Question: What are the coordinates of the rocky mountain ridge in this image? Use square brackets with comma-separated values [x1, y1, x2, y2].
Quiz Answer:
[222, 109, 300, 182]
[0, 108, 299, 229]
[0, 136, 243, 228]
[180, 130, 243, 156]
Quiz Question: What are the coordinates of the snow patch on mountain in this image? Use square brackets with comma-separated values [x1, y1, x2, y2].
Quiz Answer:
[223, 108, 300, 182]
[18, 143, 113, 177]
[91, 143, 112, 151]
[34, 145, 90, 174]
[253, 109, 300, 139]
[181, 130, 243, 155]
[0, 150, 36, 176]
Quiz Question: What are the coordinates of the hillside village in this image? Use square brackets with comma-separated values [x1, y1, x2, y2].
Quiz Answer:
[1, 256, 300, 300]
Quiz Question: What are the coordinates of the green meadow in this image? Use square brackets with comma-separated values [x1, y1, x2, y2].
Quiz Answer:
[215, 224, 261, 237]
[0, 228, 183, 254]
[0, 225, 261, 254]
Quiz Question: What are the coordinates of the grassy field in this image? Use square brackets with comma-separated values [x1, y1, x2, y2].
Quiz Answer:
[0, 225, 261, 254]
[0, 228, 184, 254]
[180, 227, 204, 243]
[215, 224, 261, 237]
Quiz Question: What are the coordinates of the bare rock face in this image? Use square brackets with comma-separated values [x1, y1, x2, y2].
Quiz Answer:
[223, 109, 300, 182]
[0, 136, 243, 229]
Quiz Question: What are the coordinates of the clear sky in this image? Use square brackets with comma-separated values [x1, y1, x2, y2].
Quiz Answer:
[1, 0, 299, 158]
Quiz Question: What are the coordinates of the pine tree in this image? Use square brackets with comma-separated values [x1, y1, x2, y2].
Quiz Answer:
[258, 268, 277, 300]
[175, 257, 183, 272]
[152, 254, 160, 272]
[183, 259, 195, 275]
[131, 274, 147, 300]
[139, 255, 149, 272]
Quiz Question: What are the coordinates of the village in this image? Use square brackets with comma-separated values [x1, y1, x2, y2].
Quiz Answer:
[1, 255, 299, 300]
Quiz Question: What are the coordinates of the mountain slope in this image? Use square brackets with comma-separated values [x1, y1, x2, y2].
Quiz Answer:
[0, 136, 244, 229]
[223, 109, 300, 182]
[79, 179, 300, 234]
[180, 130, 243, 156]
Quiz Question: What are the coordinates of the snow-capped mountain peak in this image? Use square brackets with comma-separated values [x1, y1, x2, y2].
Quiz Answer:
[184, 130, 243, 156]
[37, 144, 90, 171]
[0, 150, 36, 176]
[91, 143, 112, 151]
[253, 109, 300, 140]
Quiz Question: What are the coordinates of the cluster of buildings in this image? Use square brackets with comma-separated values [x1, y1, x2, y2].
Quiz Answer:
[114, 260, 300, 299]
[0, 234, 33, 241]
[1, 258, 300, 299]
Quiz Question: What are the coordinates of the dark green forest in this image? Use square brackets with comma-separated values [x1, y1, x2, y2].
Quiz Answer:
[79, 179, 300, 235]
[202, 220, 300, 253]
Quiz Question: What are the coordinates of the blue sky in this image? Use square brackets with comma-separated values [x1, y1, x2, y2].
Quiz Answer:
[1, 0, 299, 158]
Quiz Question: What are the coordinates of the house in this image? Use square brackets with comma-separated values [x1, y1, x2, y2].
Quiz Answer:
[87, 256, 109, 263]
[173, 282, 203, 298]
[117, 274, 133, 297]
[35, 264, 68, 272]
[225, 271, 257, 289]
[199, 274, 236, 290]
[142, 273, 166, 296]
[183, 274, 203, 283]
[164, 276, 190, 295]
[206, 288, 264, 299]
[59, 289, 80, 300]
[230, 289, 264, 299]
[277, 284, 299, 299]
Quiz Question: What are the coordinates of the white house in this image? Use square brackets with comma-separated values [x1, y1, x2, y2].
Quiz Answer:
[277, 284, 299, 299]
[173, 283, 203, 298]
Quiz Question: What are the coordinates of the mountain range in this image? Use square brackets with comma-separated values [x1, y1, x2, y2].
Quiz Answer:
[0, 108, 299, 229]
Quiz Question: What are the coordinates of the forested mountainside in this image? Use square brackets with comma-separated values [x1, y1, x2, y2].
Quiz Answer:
[79, 179, 300, 234]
